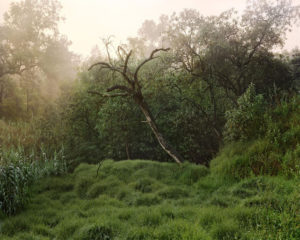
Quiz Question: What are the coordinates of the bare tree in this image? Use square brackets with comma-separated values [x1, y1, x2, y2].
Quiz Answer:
[88, 48, 183, 164]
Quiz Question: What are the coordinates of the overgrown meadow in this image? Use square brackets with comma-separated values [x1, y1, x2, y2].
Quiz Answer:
[0, 0, 300, 239]
[0, 160, 299, 240]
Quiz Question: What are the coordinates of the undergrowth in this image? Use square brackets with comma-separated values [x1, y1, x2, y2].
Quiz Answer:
[213, 94, 300, 179]
[0, 147, 67, 216]
[0, 160, 298, 240]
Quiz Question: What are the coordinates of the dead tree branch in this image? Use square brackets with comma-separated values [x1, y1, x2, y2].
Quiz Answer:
[88, 46, 183, 164]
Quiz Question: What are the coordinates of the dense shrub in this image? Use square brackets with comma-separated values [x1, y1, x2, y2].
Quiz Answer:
[214, 94, 300, 179]
[224, 83, 266, 142]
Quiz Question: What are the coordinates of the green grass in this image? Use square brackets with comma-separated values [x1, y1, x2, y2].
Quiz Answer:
[217, 96, 300, 180]
[0, 159, 299, 240]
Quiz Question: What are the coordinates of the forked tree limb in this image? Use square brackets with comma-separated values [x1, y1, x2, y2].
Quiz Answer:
[134, 48, 170, 86]
[106, 85, 133, 93]
[0, 64, 37, 78]
[117, 46, 126, 62]
[89, 61, 133, 86]
[88, 62, 111, 71]
[123, 50, 132, 76]
[88, 47, 183, 164]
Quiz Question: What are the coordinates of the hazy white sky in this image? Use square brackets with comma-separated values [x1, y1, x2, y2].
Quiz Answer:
[1, 0, 299, 56]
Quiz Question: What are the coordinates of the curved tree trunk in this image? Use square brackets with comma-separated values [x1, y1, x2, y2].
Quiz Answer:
[89, 47, 183, 164]
[125, 141, 131, 160]
[134, 94, 183, 164]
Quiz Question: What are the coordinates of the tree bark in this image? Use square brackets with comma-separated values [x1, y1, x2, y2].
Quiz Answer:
[134, 93, 183, 164]
[0, 82, 3, 105]
[125, 141, 131, 160]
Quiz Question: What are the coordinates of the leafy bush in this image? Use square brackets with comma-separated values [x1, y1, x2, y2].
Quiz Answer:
[213, 95, 300, 179]
[224, 83, 266, 142]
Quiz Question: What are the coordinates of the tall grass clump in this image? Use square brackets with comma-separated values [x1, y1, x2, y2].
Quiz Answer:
[0, 119, 62, 158]
[0, 118, 68, 215]
[0, 156, 35, 215]
[0, 147, 67, 216]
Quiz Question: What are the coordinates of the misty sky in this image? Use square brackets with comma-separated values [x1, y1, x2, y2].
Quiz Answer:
[1, 0, 299, 56]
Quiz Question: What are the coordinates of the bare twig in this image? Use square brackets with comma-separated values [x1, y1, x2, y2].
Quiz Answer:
[89, 61, 133, 86]
[88, 62, 111, 71]
[96, 159, 104, 177]
[123, 50, 132, 76]
[134, 48, 170, 86]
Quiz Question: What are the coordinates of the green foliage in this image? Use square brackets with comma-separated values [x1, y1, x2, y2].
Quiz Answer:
[178, 162, 209, 184]
[134, 178, 155, 193]
[0, 1, 299, 239]
[86, 182, 109, 199]
[215, 93, 300, 179]
[1, 217, 30, 236]
[0, 0, 72, 217]
[224, 83, 266, 141]
[75, 177, 94, 199]
[0, 120, 62, 157]
[0, 147, 67, 216]
[0, 160, 299, 239]
[158, 187, 189, 199]
[60, 0, 299, 166]
[0, 162, 34, 215]
[79, 224, 113, 240]
[63, 68, 226, 165]
[0, 0, 75, 121]
[210, 219, 241, 240]
[134, 194, 162, 206]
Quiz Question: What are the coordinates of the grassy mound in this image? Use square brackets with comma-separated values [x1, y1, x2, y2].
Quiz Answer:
[0, 160, 299, 239]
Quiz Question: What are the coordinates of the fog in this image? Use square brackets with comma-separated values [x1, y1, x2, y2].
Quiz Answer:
[1, 0, 299, 56]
